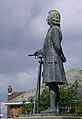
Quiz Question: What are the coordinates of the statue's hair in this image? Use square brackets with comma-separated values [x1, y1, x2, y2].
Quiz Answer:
[48, 10, 61, 24]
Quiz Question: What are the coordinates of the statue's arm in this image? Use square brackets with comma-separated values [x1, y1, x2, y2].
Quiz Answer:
[51, 28, 66, 62]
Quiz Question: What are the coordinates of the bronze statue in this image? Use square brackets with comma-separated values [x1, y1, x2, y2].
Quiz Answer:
[34, 10, 67, 113]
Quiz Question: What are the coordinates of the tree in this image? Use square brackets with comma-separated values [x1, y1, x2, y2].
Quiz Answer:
[20, 87, 50, 114]
[39, 87, 50, 112]
[59, 79, 82, 115]
[20, 96, 34, 114]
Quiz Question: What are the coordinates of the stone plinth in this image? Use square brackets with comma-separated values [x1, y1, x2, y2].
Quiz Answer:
[15, 116, 82, 119]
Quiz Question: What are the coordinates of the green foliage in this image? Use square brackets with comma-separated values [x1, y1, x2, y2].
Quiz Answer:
[40, 87, 50, 112]
[59, 79, 82, 116]
[20, 80, 82, 116]
[75, 101, 82, 116]
[20, 88, 50, 114]
[20, 96, 34, 114]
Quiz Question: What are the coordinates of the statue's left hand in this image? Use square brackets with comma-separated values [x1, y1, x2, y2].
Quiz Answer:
[62, 56, 66, 63]
[60, 55, 66, 63]
[63, 56, 66, 63]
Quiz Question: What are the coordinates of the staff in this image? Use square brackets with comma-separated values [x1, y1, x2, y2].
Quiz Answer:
[28, 54, 43, 114]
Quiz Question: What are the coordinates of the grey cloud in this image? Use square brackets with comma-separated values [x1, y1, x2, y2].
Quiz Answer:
[0, 48, 38, 73]
[0, 0, 82, 75]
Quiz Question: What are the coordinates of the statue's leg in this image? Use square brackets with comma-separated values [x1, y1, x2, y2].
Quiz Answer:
[54, 84, 60, 113]
[49, 83, 60, 113]
[41, 83, 60, 113]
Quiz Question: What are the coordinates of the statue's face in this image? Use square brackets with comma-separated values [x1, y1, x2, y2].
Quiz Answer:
[46, 15, 52, 25]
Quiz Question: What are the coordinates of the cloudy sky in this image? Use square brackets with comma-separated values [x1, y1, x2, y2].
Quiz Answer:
[0, 0, 82, 116]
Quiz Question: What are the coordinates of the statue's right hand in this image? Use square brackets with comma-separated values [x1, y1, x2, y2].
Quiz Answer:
[34, 49, 44, 57]
[34, 51, 38, 56]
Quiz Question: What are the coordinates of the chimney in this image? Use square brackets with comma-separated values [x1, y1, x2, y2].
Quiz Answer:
[8, 85, 12, 95]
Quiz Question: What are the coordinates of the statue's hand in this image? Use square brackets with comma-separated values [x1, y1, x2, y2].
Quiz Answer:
[34, 51, 38, 56]
[62, 56, 66, 63]
[60, 55, 66, 63]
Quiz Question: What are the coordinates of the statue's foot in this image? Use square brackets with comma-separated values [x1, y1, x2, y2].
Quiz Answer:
[41, 107, 57, 113]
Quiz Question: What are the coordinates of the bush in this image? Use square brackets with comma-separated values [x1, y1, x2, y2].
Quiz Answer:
[59, 79, 82, 116]
[20, 96, 34, 114]
[40, 87, 50, 112]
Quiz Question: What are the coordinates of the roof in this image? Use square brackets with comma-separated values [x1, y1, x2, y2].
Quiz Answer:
[8, 92, 26, 101]
[4, 85, 45, 105]
[8, 89, 36, 103]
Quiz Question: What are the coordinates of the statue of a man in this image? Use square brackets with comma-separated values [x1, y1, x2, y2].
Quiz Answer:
[34, 10, 67, 113]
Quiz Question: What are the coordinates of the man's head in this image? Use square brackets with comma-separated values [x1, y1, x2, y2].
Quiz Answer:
[47, 10, 61, 25]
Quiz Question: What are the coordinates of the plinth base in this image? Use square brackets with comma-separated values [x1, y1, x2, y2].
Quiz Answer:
[19, 114, 82, 119]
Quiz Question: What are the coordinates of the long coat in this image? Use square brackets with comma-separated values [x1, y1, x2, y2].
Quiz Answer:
[42, 25, 67, 84]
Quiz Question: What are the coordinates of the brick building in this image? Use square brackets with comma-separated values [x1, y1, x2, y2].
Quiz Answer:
[4, 85, 36, 117]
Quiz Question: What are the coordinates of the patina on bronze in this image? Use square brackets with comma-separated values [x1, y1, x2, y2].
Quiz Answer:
[34, 10, 67, 114]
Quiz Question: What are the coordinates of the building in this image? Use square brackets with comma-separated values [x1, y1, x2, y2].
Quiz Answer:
[4, 85, 36, 117]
